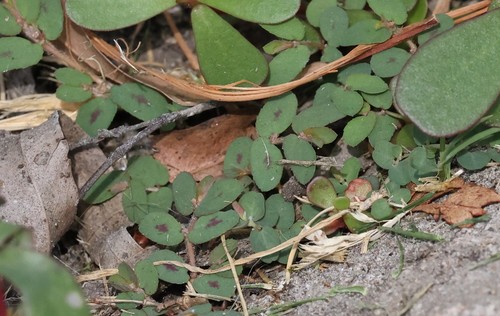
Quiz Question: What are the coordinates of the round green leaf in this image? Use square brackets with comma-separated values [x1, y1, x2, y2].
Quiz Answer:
[408, 147, 437, 175]
[139, 212, 184, 246]
[199, 0, 299, 23]
[126, 155, 169, 187]
[54, 67, 92, 86]
[389, 187, 411, 204]
[172, 172, 197, 216]
[370, 198, 393, 220]
[267, 45, 310, 85]
[56, 85, 92, 102]
[370, 47, 410, 78]
[457, 151, 491, 171]
[249, 226, 281, 263]
[192, 274, 236, 298]
[111, 83, 170, 122]
[306, 176, 337, 208]
[65, 0, 175, 30]
[282, 135, 316, 184]
[319, 6, 349, 47]
[147, 250, 189, 284]
[37, 0, 63, 40]
[250, 137, 284, 192]
[0, 248, 90, 316]
[224, 137, 252, 178]
[76, 98, 117, 137]
[367, 0, 407, 25]
[135, 259, 158, 296]
[256, 92, 298, 138]
[345, 74, 388, 94]
[239, 191, 265, 222]
[337, 63, 372, 84]
[343, 111, 377, 147]
[330, 85, 364, 116]
[188, 210, 240, 244]
[340, 19, 391, 46]
[195, 178, 244, 216]
[0, 37, 43, 72]
[306, 0, 338, 27]
[83, 170, 128, 204]
[192, 5, 268, 85]
[0, 4, 22, 35]
[395, 10, 500, 137]
[260, 17, 305, 40]
[343, 0, 367, 10]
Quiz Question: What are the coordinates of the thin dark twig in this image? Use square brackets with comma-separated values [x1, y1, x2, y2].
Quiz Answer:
[77, 102, 216, 201]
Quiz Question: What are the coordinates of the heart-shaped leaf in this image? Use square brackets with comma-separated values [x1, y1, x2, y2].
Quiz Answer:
[195, 178, 244, 216]
[65, 0, 176, 30]
[395, 10, 500, 136]
[76, 98, 117, 137]
[138, 212, 184, 246]
[256, 92, 298, 138]
[192, 5, 268, 85]
[199, 0, 300, 24]
[250, 138, 284, 192]
[188, 210, 240, 244]
[0, 37, 43, 72]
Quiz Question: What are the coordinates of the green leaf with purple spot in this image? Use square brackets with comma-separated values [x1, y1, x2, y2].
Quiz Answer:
[76, 97, 117, 137]
[223, 137, 252, 178]
[192, 273, 236, 298]
[195, 178, 244, 216]
[250, 137, 284, 192]
[138, 212, 184, 246]
[147, 250, 189, 284]
[188, 210, 240, 244]
[256, 92, 298, 138]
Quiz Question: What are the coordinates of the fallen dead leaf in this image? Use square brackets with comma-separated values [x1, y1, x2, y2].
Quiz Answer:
[154, 114, 255, 181]
[413, 178, 500, 227]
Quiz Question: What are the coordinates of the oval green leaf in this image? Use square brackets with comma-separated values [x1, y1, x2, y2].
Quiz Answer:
[306, 176, 337, 208]
[16, 0, 40, 22]
[223, 137, 253, 178]
[0, 4, 22, 35]
[306, 0, 338, 27]
[192, 274, 236, 298]
[0, 37, 43, 72]
[370, 47, 410, 78]
[199, 0, 300, 24]
[54, 67, 92, 86]
[192, 5, 268, 85]
[65, 0, 175, 30]
[339, 19, 391, 46]
[249, 226, 281, 263]
[367, 0, 407, 25]
[343, 111, 377, 147]
[319, 6, 349, 47]
[37, 0, 63, 40]
[250, 137, 284, 192]
[147, 249, 189, 284]
[76, 97, 117, 137]
[195, 178, 244, 216]
[267, 45, 310, 85]
[395, 10, 500, 136]
[139, 212, 184, 246]
[345, 74, 388, 94]
[188, 210, 240, 244]
[302, 127, 338, 148]
[260, 17, 305, 40]
[56, 85, 92, 103]
[172, 172, 197, 216]
[330, 85, 364, 116]
[282, 135, 316, 184]
[239, 191, 265, 222]
[256, 92, 298, 138]
[126, 155, 169, 187]
[111, 83, 171, 122]
[135, 259, 158, 295]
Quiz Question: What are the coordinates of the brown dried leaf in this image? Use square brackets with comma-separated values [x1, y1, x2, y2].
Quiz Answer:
[413, 178, 500, 227]
[154, 114, 255, 181]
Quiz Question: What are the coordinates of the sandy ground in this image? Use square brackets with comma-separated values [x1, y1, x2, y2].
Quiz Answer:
[247, 166, 500, 316]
